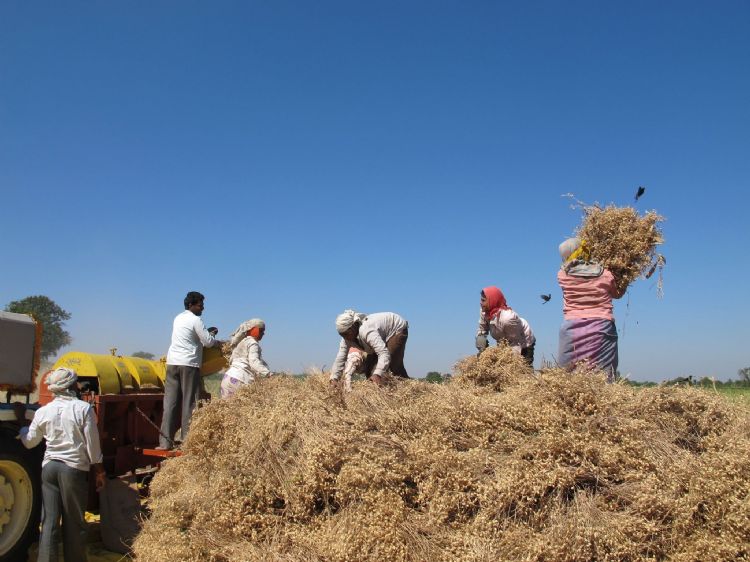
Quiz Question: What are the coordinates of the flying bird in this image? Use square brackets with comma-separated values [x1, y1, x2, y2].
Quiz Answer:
[540, 294, 551, 304]
[635, 186, 646, 201]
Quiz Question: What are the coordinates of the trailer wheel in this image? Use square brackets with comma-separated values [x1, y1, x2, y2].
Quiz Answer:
[0, 436, 42, 562]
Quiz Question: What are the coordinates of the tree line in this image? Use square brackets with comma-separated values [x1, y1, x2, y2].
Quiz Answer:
[4, 295, 154, 362]
[5, 295, 749, 384]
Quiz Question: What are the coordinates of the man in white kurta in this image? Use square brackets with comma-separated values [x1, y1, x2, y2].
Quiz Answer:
[159, 291, 221, 449]
[18, 367, 105, 562]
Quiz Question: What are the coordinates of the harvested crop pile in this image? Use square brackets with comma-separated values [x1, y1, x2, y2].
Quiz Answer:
[576, 204, 665, 294]
[220, 340, 234, 364]
[453, 342, 534, 391]
[133, 347, 750, 562]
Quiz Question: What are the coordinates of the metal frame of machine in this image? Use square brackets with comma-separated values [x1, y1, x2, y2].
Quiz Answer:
[1, 312, 227, 560]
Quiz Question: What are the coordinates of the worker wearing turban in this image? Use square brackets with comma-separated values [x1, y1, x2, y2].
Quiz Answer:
[46, 367, 79, 396]
[330, 310, 409, 387]
[17, 367, 105, 561]
[335, 310, 367, 335]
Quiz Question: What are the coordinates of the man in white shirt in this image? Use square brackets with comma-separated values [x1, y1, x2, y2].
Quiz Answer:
[18, 367, 105, 562]
[159, 291, 221, 449]
[330, 310, 409, 386]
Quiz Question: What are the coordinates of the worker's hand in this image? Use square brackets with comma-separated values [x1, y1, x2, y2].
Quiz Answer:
[329, 378, 339, 388]
[12, 402, 28, 424]
[475, 334, 489, 352]
[95, 471, 106, 493]
[92, 464, 106, 492]
[370, 374, 384, 387]
[208, 327, 218, 336]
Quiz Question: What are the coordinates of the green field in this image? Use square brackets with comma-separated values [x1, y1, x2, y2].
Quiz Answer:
[203, 372, 223, 398]
[714, 385, 750, 404]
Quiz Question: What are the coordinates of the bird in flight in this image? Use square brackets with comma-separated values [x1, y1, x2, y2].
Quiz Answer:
[635, 186, 646, 201]
[540, 294, 551, 304]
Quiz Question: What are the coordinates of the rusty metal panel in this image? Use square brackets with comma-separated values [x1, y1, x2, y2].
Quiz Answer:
[0, 311, 39, 390]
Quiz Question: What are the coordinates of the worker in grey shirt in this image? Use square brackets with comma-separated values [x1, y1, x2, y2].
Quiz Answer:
[159, 291, 221, 449]
[18, 367, 105, 562]
[330, 310, 409, 386]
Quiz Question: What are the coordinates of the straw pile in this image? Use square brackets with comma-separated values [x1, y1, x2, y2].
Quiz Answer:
[576, 204, 665, 294]
[220, 340, 234, 365]
[133, 346, 750, 562]
[453, 343, 534, 391]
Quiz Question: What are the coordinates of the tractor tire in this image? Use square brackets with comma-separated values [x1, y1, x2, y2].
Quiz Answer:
[0, 434, 42, 562]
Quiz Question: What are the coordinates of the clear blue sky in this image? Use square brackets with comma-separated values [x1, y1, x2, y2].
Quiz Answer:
[2, 1, 748, 382]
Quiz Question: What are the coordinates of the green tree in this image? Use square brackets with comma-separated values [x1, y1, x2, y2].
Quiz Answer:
[5, 295, 71, 360]
[697, 376, 716, 388]
[132, 351, 156, 360]
[424, 371, 444, 384]
[665, 375, 694, 386]
[738, 367, 750, 385]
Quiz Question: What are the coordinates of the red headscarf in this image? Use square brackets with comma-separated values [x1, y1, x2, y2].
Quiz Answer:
[482, 286, 510, 320]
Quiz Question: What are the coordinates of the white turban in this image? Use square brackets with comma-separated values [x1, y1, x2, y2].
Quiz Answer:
[47, 367, 78, 395]
[229, 318, 266, 347]
[335, 310, 365, 335]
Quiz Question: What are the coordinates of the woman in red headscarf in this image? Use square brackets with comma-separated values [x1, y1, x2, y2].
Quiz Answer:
[476, 286, 536, 366]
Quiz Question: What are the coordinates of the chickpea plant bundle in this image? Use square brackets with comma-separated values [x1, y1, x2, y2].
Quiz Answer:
[133, 346, 750, 562]
[575, 203, 666, 295]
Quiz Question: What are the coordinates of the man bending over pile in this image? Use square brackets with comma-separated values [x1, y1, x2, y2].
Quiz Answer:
[330, 310, 409, 387]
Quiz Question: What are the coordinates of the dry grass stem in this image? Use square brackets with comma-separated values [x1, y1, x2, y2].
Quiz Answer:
[133, 347, 749, 562]
[575, 203, 666, 294]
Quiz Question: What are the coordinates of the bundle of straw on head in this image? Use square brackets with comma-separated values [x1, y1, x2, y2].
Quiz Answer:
[576, 204, 665, 295]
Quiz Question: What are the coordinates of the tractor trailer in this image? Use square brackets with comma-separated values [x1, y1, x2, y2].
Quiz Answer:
[0, 311, 225, 561]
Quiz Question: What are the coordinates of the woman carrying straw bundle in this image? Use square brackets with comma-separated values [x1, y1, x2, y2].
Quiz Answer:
[557, 238, 625, 381]
[475, 286, 536, 366]
[220, 318, 271, 398]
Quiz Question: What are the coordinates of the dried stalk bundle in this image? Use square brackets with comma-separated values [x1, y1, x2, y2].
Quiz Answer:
[220, 340, 234, 365]
[576, 204, 665, 295]
[133, 347, 750, 562]
[453, 343, 534, 391]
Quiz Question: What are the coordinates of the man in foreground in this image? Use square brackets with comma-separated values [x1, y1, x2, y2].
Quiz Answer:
[18, 367, 106, 562]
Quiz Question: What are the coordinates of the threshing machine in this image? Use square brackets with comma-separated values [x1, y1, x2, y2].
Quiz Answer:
[0, 311, 226, 561]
